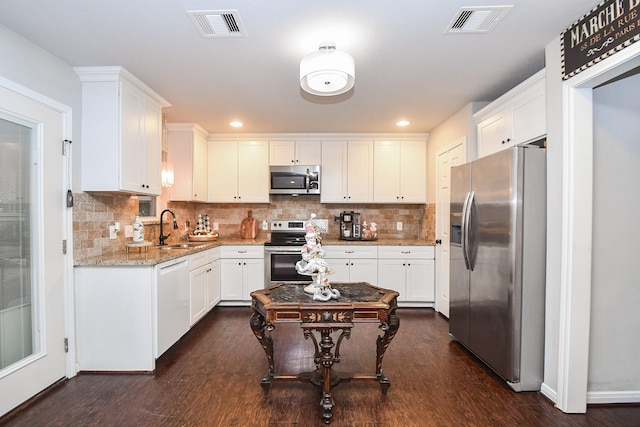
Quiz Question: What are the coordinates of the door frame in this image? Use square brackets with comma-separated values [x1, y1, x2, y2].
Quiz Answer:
[434, 138, 467, 316]
[0, 76, 76, 379]
[550, 40, 640, 413]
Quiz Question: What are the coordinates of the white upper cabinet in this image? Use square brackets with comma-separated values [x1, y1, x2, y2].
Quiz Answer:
[75, 66, 170, 196]
[208, 140, 269, 203]
[475, 69, 546, 159]
[269, 140, 321, 165]
[373, 140, 426, 203]
[167, 123, 209, 202]
[321, 140, 374, 203]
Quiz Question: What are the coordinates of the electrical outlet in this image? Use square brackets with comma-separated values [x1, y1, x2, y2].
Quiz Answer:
[262, 220, 268, 230]
[109, 225, 117, 239]
[213, 222, 219, 231]
[396, 221, 403, 231]
[124, 225, 133, 238]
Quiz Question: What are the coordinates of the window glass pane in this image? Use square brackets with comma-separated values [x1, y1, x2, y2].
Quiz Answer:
[0, 117, 34, 370]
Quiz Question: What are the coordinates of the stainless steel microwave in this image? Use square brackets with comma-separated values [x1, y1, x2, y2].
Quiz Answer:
[269, 165, 320, 195]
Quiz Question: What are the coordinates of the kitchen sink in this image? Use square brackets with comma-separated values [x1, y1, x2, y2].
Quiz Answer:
[157, 243, 205, 250]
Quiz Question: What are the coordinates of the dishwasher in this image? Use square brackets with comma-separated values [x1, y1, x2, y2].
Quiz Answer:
[156, 257, 190, 358]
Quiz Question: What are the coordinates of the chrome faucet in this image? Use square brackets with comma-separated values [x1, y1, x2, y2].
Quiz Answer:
[159, 209, 178, 245]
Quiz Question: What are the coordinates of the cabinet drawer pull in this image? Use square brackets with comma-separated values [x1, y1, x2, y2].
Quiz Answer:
[345, 250, 355, 254]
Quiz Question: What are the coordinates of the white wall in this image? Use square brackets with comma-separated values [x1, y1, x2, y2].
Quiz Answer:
[590, 73, 640, 393]
[0, 23, 83, 188]
[426, 102, 487, 202]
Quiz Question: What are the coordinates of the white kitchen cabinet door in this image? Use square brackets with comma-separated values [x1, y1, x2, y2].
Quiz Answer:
[270, 140, 322, 165]
[346, 140, 374, 202]
[373, 141, 401, 203]
[296, 140, 322, 165]
[320, 141, 348, 202]
[220, 259, 245, 300]
[76, 66, 168, 196]
[208, 141, 239, 202]
[237, 140, 269, 202]
[327, 258, 350, 282]
[207, 258, 221, 309]
[348, 258, 378, 284]
[511, 79, 546, 144]
[377, 259, 407, 298]
[399, 141, 427, 203]
[244, 258, 265, 295]
[208, 140, 269, 202]
[167, 124, 208, 201]
[189, 264, 209, 325]
[477, 110, 513, 158]
[373, 140, 426, 203]
[404, 259, 435, 302]
[321, 140, 373, 203]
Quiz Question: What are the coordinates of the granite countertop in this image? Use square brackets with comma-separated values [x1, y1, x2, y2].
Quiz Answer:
[321, 238, 434, 246]
[74, 236, 269, 267]
[74, 236, 434, 267]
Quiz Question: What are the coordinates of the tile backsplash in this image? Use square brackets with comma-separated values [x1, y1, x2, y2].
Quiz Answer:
[73, 192, 435, 260]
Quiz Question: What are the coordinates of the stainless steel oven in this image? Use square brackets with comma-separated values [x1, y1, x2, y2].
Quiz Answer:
[264, 220, 312, 287]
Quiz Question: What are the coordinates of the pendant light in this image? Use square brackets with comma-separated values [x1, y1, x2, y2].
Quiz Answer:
[300, 42, 355, 96]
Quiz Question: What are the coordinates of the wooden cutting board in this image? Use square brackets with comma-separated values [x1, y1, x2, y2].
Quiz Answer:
[240, 210, 258, 239]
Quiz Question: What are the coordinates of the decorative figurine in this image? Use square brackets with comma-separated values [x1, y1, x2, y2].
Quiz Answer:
[296, 213, 340, 301]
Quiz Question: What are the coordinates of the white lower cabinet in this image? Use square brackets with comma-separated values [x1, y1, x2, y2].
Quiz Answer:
[74, 247, 223, 372]
[377, 246, 435, 305]
[189, 248, 220, 326]
[220, 246, 264, 303]
[323, 246, 378, 283]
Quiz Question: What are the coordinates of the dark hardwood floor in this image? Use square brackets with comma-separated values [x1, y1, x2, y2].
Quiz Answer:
[2, 307, 639, 426]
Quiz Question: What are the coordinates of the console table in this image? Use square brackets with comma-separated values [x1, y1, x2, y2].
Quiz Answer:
[250, 282, 400, 424]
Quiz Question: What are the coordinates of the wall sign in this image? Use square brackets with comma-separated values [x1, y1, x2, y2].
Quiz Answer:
[562, 0, 640, 79]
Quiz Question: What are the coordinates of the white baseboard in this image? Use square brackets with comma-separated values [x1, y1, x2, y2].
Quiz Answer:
[539, 382, 640, 406]
[540, 382, 558, 404]
[587, 390, 640, 404]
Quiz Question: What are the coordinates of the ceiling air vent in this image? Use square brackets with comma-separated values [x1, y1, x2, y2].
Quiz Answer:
[445, 6, 512, 34]
[188, 10, 247, 38]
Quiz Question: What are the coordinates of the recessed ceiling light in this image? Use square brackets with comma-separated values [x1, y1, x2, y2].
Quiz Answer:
[229, 121, 243, 127]
[395, 120, 410, 127]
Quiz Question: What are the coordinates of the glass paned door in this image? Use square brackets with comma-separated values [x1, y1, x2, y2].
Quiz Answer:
[0, 83, 67, 418]
[0, 118, 35, 371]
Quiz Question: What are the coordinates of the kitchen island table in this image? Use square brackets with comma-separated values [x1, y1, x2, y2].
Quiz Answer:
[250, 282, 399, 424]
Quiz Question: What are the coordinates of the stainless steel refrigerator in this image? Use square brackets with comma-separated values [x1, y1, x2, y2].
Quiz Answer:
[449, 146, 546, 391]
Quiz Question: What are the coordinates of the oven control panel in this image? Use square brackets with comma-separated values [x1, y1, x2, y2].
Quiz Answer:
[270, 220, 306, 232]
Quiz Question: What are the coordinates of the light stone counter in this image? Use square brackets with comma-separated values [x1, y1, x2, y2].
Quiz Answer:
[74, 236, 433, 267]
[321, 238, 435, 246]
[74, 237, 269, 267]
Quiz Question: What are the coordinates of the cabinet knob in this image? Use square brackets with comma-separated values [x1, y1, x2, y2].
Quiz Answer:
[435, 239, 442, 244]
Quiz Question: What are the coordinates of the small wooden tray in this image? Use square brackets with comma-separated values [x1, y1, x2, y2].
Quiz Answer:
[188, 233, 219, 242]
[125, 240, 153, 253]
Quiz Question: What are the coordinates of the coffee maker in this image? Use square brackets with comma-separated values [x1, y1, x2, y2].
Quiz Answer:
[334, 211, 361, 240]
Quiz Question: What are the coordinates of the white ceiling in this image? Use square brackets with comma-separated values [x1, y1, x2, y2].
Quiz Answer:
[0, 0, 597, 134]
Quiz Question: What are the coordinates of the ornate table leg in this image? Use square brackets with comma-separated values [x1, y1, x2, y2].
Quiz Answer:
[376, 309, 400, 394]
[249, 310, 274, 392]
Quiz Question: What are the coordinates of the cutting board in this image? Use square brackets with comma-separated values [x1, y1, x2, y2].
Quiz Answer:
[240, 210, 258, 239]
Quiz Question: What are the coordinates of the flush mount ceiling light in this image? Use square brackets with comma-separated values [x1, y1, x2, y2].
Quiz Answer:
[300, 42, 355, 96]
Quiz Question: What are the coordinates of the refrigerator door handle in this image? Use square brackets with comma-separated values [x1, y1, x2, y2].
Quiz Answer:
[465, 191, 476, 271]
[461, 191, 473, 270]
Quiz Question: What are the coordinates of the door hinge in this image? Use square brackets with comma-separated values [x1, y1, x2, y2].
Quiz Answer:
[64, 338, 69, 353]
[62, 240, 67, 255]
[62, 139, 72, 155]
